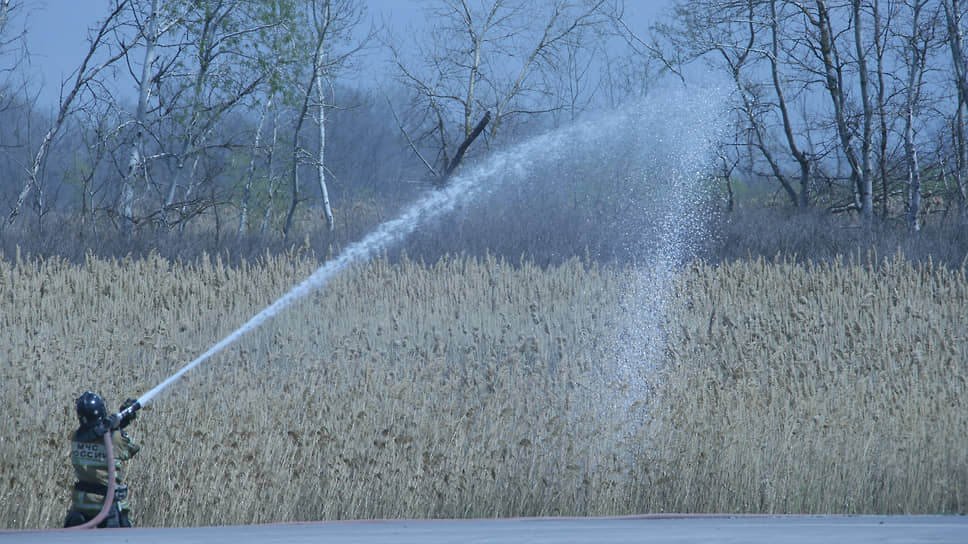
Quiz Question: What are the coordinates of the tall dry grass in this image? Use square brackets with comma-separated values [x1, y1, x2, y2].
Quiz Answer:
[650, 256, 968, 514]
[0, 250, 965, 528]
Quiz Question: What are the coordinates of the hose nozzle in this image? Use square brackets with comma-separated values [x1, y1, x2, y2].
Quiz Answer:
[115, 399, 142, 427]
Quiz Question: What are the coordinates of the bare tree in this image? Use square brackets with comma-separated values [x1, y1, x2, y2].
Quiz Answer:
[631, 0, 963, 227]
[390, 0, 611, 183]
[871, 0, 896, 218]
[0, 0, 33, 209]
[765, 0, 814, 208]
[653, 0, 814, 207]
[3, 0, 139, 231]
[552, 21, 604, 124]
[853, 0, 876, 220]
[0, 0, 28, 111]
[238, 92, 272, 238]
[897, 0, 937, 230]
[0, 1, 13, 47]
[156, 0, 278, 229]
[793, 1, 873, 218]
[283, 0, 369, 239]
[117, 0, 182, 234]
[260, 104, 281, 240]
[942, 0, 968, 223]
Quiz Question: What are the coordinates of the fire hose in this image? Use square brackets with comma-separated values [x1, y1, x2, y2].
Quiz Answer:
[68, 401, 141, 530]
[71, 432, 115, 529]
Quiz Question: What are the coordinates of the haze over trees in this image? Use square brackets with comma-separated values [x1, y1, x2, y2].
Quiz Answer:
[653, 0, 968, 227]
[0, 0, 966, 264]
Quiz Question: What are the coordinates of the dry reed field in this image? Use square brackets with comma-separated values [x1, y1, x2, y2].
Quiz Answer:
[1, 250, 966, 528]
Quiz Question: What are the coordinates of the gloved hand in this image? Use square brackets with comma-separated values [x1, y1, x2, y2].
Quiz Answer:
[93, 414, 122, 436]
[119, 398, 138, 428]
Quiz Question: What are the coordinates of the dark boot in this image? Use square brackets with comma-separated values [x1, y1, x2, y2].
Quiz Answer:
[63, 510, 87, 528]
[118, 508, 132, 528]
[97, 504, 121, 528]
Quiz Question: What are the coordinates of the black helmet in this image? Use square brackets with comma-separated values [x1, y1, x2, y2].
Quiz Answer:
[76, 392, 106, 429]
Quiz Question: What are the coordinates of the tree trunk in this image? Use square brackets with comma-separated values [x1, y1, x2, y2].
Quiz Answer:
[853, 0, 875, 220]
[811, 1, 866, 212]
[873, 0, 890, 218]
[240, 93, 272, 238]
[260, 108, 280, 240]
[119, 0, 160, 236]
[284, 60, 315, 240]
[944, 0, 968, 223]
[905, 0, 928, 231]
[4, 0, 133, 231]
[287, 0, 343, 238]
[769, 0, 810, 208]
[905, 106, 922, 231]
[438, 110, 491, 186]
[316, 68, 334, 232]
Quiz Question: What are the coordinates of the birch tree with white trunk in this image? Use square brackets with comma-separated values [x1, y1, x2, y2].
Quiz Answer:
[283, 0, 368, 239]
[156, 0, 277, 229]
[118, 0, 181, 234]
[3, 0, 139, 231]
[942, 0, 968, 223]
[898, 0, 936, 230]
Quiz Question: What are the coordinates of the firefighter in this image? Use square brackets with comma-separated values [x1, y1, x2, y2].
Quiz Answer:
[63, 392, 141, 528]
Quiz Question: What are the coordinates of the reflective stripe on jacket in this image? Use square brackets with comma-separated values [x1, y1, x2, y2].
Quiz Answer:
[70, 429, 140, 512]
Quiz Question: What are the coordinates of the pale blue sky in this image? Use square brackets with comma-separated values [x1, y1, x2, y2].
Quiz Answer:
[21, 0, 671, 107]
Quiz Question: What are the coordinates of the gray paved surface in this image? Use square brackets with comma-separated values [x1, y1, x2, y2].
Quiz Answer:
[3, 514, 967, 543]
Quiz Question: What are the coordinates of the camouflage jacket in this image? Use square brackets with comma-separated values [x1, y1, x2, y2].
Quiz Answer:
[69, 428, 140, 513]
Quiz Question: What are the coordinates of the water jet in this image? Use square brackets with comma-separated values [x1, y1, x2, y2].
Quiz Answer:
[129, 89, 727, 424]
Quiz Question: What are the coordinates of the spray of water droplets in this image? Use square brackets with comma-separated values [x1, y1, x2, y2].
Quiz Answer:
[586, 87, 730, 466]
[137, 86, 729, 422]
